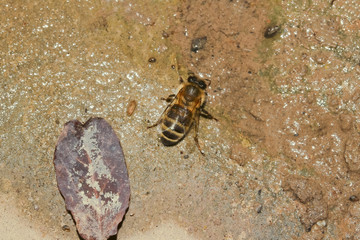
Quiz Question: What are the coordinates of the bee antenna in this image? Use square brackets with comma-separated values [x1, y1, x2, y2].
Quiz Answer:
[204, 79, 211, 86]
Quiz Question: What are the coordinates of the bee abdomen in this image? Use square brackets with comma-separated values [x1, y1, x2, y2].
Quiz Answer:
[160, 105, 191, 146]
[161, 132, 181, 146]
[161, 119, 185, 146]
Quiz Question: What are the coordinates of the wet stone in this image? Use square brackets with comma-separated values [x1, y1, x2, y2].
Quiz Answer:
[328, 95, 341, 113]
[352, 89, 360, 102]
[339, 113, 353, 131]
[283, 177, 323, 203]
[283, 177, 328, 231]
[230, 143, 249, 166]
[344, 136, 360, 172]
[348, 202, 360, 218]
[313, 52, 329, 65]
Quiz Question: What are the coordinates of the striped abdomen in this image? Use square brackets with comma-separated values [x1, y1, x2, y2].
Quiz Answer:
[161, 104, 192, 146]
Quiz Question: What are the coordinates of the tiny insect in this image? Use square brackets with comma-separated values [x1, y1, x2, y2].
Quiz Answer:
[148, 73, 218, 155]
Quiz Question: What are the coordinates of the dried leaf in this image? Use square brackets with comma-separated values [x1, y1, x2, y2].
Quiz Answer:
[54, 117, 130, 240]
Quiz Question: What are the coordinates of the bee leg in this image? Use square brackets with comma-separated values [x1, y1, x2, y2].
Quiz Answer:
[194, 110, 205, 156]
[161, 94, 175, 102]
[200, 108, 218, 121]
[147, 118, 162, 129]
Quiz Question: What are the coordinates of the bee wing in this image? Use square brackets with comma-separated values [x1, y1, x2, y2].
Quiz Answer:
[148, 89, 182, 128]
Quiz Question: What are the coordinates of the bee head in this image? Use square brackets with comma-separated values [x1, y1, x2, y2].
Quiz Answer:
[188, 76, 207, 89]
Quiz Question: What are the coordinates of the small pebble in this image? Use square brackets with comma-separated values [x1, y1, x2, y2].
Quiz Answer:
[62, 225, 70, 232]
[148, 57, 156, 63]
[191, 36, 207, 53]
[264, 25, 280, 38]
[316, 220, 327, 227]
[349, 195, 359, 202]
[162, 31, 169, 38]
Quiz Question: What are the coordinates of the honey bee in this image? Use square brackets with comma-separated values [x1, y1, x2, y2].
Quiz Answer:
[148, 73, 218, 155]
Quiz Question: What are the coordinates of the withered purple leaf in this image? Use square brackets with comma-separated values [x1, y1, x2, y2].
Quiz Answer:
[54, 117, 130, 240]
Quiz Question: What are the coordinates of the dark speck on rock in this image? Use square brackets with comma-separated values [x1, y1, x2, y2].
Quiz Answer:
[349, 195, 359, 202]
[264, 25, 280, 38]
[256, 204, 263, 213]
[191, 36, 207, 53]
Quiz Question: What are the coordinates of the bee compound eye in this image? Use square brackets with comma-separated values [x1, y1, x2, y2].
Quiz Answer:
[188, 76, 197, 83]
[198, 80, 206, 89]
